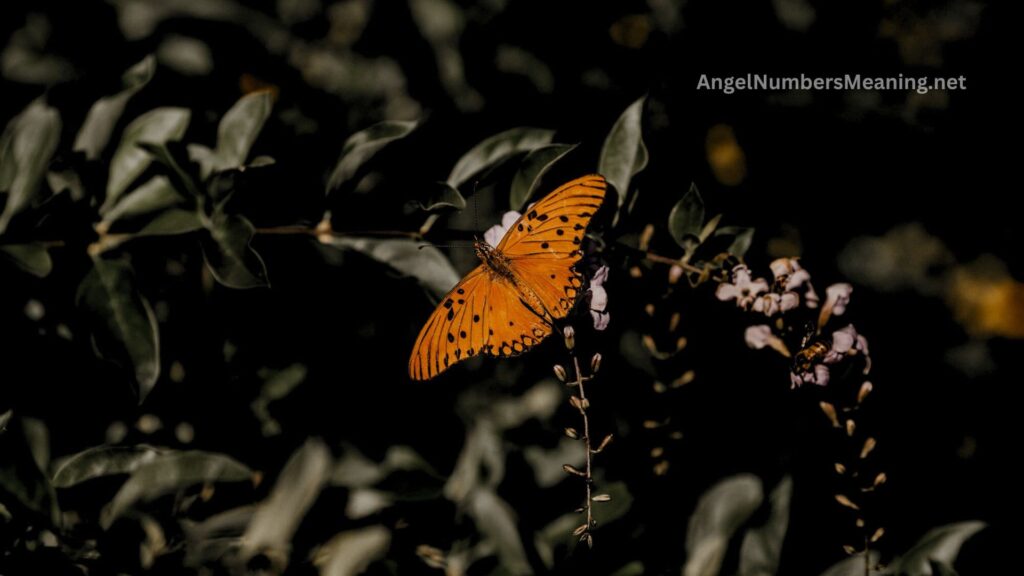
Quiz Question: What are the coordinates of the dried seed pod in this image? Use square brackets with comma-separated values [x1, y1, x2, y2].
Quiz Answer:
[834, 463, 847, 474]
[860, 437, 877, 459]
[820, 402, 841, 428]
[843, 545, 857, 555]
[873, 472, 887, 487]
[590, 353, 602, 374]
[595, 434, 613, 453]
[651, 447, 665, 458]
[871, 527, 885, 543]
[846, 419, 856, 437]
[645, 303, 656, 316]
[835, 494, 860, 510]
[573, 523, 588, 536]
[592, 494, 612, 502]
[562, 464, 586, 477]
[564, 427, 580, 439]
[553, 365, 567, 382]
[856, 518, 865, 528]
[669, 312, 681, 332]
[858, 381, 873, 404]
[563, 326, 576, 350]
[583, 532, 594, 548]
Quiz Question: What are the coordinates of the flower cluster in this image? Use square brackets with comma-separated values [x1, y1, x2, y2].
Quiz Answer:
[719, 258, 867, 388]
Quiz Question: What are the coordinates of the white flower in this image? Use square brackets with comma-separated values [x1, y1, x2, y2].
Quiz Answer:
[483, 210, 521, 247]
[791, 364, 830, 388]
[745, 324, 792, 357]
[588, 265, 610, 331]
[770, 257, 819, 310]
[716, 265, 769, 310]
[825, 324, 871, 372]
[818, 283, 854, 326]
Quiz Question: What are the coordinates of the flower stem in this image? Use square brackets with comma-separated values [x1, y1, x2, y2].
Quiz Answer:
[570, 352, 594, 539]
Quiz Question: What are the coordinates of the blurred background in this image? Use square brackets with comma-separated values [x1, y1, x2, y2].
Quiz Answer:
[0, 0, 1012, 575]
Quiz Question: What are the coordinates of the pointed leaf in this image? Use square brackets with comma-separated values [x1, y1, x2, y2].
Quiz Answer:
[739, 476, 793, 576]
[510, 143, 577, 210]
[316, 526, 391, 576]
[324, 237, 459, 299]
[448, 127, 554, 189]
[51, 444, 166, 488]
[715, 225, 756, 259]
[101, 176, 191, 230]
[102, 450, 253, 528]
[242, 438, 331, 561]
[0, 101, 62, 233]
[598, 96, 647, 217]
[74, 55, 156, 160]
[887, 521, 986, 576]
[201, 213, 269, 289]
[669, 183, 706, 250]
[215, 91, 273, 170]
[77, 256, 160, 401]
[414, 182, 467, 212]
[105, 107, 191, 208]
[0, 244, 52, 277]
[328, 121, 417, 193]
[684, 474, 764, 576]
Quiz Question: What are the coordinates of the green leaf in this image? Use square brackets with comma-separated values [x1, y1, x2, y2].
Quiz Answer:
[509, 143, 577, 210]
[886, 521, 985, 576]
[101, 176, 190, 229]
[598, 96, 648, 220]
[77, 256, 161, 402]
[217, 91, 273, 168]
[242, 439, 331, 561]
[0, 101, 62, 233]
[0, 243, 53, 277]
[467, 488, 532, 575]
[684, 474, 764, 576]
[715, 226, 756, 259]
[105, 107, 191, 209]
[669, 183, 706, 250]
[0, 416, 59, 525]
[414, 182, 467, 212]
[328, 121, 417, 193]
[818, 553, 881, 576]
[448, 127, 555, 189]
[739, 476, 792, 576]
[51, 444, 165, 488]
[190, 92, 274, 179]
[324, 237, 459, 299]
[73, 55, 156, 160]
[317, 526, 392, 576]
[201, 213, 270, 289]
[101, 450, 253, 528]
[137, 141, 203, 199]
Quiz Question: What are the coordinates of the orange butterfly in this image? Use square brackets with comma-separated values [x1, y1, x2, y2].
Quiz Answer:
[409, 174, 607, 380]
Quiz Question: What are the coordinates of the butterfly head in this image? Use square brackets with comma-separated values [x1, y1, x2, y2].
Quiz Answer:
[474, 237, 513, 277]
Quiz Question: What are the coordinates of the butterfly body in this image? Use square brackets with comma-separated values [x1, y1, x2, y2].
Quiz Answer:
[409, 175, 607, 380]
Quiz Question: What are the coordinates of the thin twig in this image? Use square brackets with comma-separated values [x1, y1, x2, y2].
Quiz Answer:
[570, 353, 594, 538]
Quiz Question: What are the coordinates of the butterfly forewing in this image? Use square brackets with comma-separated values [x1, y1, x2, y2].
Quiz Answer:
[502, 174, 605, 318]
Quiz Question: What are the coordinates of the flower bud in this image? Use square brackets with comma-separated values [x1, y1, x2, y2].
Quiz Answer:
[563, 326, 576, 350]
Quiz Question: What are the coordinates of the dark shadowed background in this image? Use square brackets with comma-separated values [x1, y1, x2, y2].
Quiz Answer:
[0, 0, 1012, 575]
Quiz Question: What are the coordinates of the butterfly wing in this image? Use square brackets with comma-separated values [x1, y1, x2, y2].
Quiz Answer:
[498, 174, 606, 318]
[408, 265, 553, 380]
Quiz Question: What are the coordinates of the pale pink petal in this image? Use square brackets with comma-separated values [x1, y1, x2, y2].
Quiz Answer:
[589, 285, 608, 312]
[744, 325, 774, 349]
[500, 210, 521, 230]
[831, 325, 858, 354]
[669, 265, 684, 284]
[591, 265, 609, 287]
[716, 283, 741, 302]
[812, 364, 831, 386]
[825, 283, 853, 316]
[483, 224, 505, 247]
[591, 310, 610, 331]
[780, 292, 800, 312]
[770, 258, 796, 279]
[748, 277, 770, 295]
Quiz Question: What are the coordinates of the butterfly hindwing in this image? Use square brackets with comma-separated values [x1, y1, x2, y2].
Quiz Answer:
[408, 266, 553, 380]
